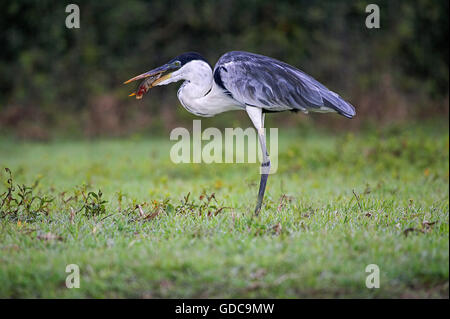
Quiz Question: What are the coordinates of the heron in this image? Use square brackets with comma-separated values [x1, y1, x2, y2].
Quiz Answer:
[124, 51, 356, 214]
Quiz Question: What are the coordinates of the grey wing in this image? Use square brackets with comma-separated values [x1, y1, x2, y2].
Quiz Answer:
[213, 51, 356, 118]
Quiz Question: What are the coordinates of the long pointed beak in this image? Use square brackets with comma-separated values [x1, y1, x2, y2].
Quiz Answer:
[123, 64, 173, 84]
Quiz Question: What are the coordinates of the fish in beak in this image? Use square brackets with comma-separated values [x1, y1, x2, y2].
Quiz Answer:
[123, 62, 177, 99]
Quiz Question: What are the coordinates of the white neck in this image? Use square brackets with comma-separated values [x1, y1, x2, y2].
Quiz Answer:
[177, 60, 214, 98]
[155, 60, 242, 116]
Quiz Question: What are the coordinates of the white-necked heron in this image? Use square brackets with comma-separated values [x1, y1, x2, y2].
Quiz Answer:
[124, 51, 356, 214]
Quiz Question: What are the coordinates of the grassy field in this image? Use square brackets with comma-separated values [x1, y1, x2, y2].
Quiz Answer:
[0, 121, 448, 298]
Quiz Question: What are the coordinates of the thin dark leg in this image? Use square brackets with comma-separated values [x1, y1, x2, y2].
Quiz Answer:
[254, 160, 270, 215]
[245, 107, 270, 215]
[255, 148, 270, 215]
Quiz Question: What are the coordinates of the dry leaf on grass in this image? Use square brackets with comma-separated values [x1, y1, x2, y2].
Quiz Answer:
[37, 232, 63, 241]
[137, 204, 145, 217]
[272, 223, 282, 235]
[422, 220, 437, 229]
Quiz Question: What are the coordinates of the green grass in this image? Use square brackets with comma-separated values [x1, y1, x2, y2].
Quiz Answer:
[0, 121, 448, 298]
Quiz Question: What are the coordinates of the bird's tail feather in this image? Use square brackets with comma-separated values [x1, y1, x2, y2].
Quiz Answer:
[323, 92, 356, 119]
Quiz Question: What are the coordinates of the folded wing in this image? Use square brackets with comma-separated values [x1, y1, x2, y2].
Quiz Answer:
[213, 51, 356, 118]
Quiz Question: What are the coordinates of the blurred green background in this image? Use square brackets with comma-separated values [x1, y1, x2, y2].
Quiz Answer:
[0, 0, 448, 139]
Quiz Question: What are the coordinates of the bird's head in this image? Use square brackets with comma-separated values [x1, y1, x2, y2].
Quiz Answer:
[124, 52, 209, 99]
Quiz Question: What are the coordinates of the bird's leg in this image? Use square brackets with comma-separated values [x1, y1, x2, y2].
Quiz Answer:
[246, 106, 271, 215]
[255, 130, 270, 215]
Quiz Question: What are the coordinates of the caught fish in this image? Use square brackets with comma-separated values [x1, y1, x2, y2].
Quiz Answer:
[128, 73, 162, 99]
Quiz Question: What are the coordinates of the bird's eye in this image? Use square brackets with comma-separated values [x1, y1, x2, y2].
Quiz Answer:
[175, 61, 181, 67]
